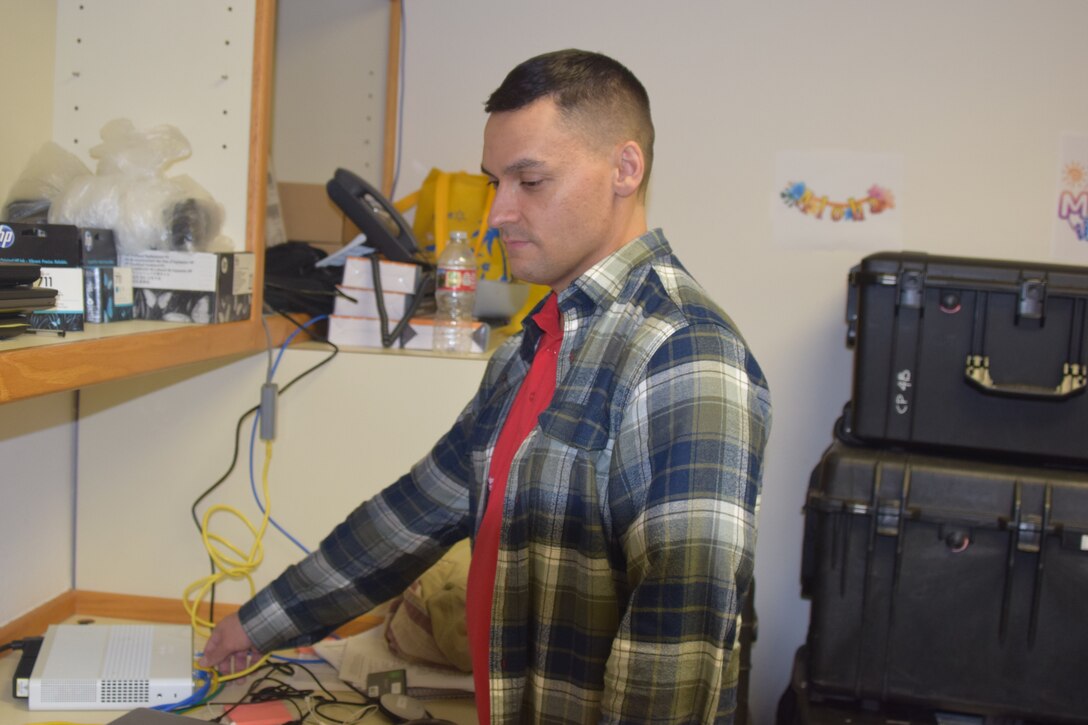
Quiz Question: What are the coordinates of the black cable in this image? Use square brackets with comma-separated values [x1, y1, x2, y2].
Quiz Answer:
[211, 661, 369, 724]
[190, 312, 339, 624]
[371, 254, 433, 348]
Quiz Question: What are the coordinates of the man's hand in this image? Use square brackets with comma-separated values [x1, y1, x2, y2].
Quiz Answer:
[198, 612, 260, 674]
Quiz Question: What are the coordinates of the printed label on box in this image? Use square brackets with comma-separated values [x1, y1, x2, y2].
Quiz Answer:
[85, 267, 134, 323]
[122, 251, 252, 292]
[232, 253, 255, 294]
[30, 266, 85, 331]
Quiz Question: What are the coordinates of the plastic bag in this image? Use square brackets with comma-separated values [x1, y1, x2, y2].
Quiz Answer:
[2, 142, 93, 222]
[48, 118, 228, 255]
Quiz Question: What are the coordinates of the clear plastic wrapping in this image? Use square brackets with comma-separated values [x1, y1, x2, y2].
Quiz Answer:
[5, 118, 228, 255]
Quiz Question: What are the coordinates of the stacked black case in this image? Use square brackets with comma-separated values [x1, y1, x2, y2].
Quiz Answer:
[843, 251, 1088, 466]
[783, 252, 1088, 725]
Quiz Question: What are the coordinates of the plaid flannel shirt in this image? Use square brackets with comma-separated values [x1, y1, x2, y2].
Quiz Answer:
[239, 229, 772, 723]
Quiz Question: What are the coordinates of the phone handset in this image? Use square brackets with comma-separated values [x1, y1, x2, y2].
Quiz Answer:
[326, 168, 418, 263]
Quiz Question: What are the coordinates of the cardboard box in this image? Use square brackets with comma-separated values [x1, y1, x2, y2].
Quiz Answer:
[333, 286, 415, 320]
[29, 266, 84, 331]
[122, 251, 254, 323]
[84, 267, 134, 323]
[0, 223, 117, 267]
[276, 181, 345, 247]
[329, 314, 489, 353]
[276, 180, 375, 251]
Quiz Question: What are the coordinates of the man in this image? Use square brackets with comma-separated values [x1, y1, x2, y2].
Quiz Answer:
[201, 49, 771, 723]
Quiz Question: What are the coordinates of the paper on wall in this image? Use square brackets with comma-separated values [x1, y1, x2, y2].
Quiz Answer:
[1051, 133, 1088, 264]
[772, 149, 904, 251]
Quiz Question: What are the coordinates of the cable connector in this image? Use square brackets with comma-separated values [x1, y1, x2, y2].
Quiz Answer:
[259, 382, 278, 442]
[9, 636, 43, 699]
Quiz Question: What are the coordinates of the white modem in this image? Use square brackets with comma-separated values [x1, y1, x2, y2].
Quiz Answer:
[28, 624, 194, 711]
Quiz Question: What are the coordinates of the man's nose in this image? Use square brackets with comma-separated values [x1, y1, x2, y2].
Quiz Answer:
[488, 183, 518, 228]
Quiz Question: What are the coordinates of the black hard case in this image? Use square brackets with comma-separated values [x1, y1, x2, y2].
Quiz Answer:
[801, 441, 1088, 723]
[776, 647, 985, 725]
[843, 251, 1088, 465]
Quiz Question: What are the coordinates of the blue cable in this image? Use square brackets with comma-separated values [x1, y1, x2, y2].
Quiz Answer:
[248, 315, 330, 556]
[152, 668, 212, 712]
[391, 0, 406, 198]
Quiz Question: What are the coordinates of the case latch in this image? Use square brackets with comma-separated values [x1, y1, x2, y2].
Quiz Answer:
[1017, 517, 1042, 553]
[876, 500, 901, 536]
[1018, 277, 1046, 320]
[898, 270, 924, 309]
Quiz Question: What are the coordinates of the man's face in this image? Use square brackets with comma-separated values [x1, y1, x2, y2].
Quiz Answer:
[482, 98, 625, 291]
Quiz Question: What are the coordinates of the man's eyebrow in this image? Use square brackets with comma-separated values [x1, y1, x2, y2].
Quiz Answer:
[481, 158, 545, 179]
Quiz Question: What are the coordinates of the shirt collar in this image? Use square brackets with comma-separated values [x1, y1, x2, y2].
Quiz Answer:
[557, 227, 671, 314]
[517, 228, 672, 359]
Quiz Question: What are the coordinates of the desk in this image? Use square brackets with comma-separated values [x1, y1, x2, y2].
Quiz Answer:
[0, 617, 477, 725]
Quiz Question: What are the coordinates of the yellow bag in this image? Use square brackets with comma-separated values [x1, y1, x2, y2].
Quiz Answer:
[395, 168, 550, 330]
[395, 168, 502, 277]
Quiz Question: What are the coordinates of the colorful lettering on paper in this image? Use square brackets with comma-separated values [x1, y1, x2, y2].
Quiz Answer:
[1057, 161, 1088, 242]
[781, 182, 896, 222]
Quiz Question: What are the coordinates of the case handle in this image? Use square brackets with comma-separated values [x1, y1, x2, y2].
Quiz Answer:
[965, 356, 1087, 399]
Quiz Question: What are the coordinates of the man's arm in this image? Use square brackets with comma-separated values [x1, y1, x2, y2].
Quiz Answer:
[201, 389, 485, 659]
[603, 323, 771, 723]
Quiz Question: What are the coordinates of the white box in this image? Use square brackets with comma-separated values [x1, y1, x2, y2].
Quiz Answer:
[333, 286, 415, 320]
[121, 251, 254, 323]
[341, 256, 421, 294]
[400, 317, 489, 353]
[329, 314, 488, 353]
[328, 315, 387, 348]
[28, 624, 193, 711]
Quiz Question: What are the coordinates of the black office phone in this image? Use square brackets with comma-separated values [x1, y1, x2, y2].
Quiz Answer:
[326, 168, 418, 263]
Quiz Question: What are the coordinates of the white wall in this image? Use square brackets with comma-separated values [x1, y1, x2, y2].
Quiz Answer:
[0, 394, 76, 624]
[5, 2, 1088, 723]
[271, 0, 388, 184]
[0, 0, 56, 204]
[75, 347, 488, 604]
[0, 0, 75, 628]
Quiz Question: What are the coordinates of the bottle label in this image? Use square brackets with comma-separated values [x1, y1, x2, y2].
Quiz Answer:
[437, 267, 477, 292]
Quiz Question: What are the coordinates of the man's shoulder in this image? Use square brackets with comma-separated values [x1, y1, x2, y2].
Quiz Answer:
[629, 250, 742, 341]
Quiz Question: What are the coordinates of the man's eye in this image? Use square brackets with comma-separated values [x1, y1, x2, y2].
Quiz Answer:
[521, 179, 543, 189]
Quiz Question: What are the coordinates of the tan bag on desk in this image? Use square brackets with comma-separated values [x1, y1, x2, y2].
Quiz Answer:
[384, 538, 473, 673]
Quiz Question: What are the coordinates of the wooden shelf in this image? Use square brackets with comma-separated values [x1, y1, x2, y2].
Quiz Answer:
[0, 314, 298, 403]
[0, 1, 277, 405]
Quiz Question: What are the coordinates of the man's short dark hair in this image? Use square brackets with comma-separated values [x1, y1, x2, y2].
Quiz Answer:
[486, 49, 655, 192]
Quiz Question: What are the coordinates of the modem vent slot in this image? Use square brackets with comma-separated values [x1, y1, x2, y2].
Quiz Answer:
[41, 680, 96, 704]
[101, 678, 150, 703]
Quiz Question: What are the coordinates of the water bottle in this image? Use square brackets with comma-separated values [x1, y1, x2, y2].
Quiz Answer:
[433, 231, 478, 353]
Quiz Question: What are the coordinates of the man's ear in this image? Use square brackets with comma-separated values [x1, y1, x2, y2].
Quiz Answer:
[613, 140, 645, 198]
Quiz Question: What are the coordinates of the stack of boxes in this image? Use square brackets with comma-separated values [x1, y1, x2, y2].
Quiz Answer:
[328, 255, 489, 353]
[782, 252, 1088, 724]
[0, 221, 254, 331]
[0, 222, 130, 331]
